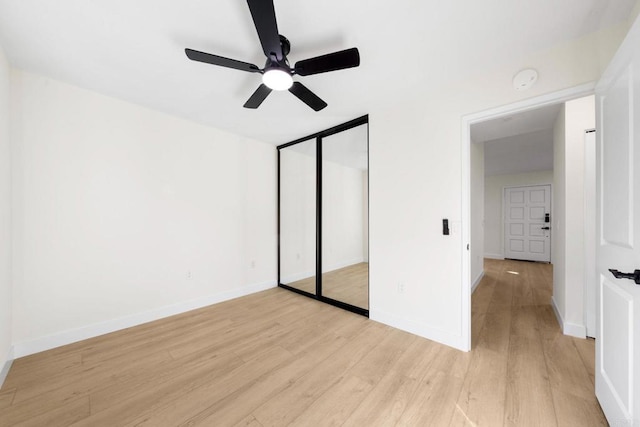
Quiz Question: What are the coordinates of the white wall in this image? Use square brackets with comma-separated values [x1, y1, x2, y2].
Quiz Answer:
[484, 170, 554, 259]
[0, 40, 12, 383]
[552, 96, 595, 338]
[10, 71, 278, 356]
[470, 142, 484, 290]
[369, 23, 624, 350]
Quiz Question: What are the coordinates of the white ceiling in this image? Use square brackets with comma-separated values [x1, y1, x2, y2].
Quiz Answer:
[0, 0, 635, 144]
[471, 104, 562, 143]
[473, 103, 562, 176]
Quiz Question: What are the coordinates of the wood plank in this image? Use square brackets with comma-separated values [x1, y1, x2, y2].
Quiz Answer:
[572, 337, 596, 385]
[78, 346, 291, 426]
[390, 344, 471, 426]
[1, 396, 90, 427]
[10, 347, 174, 406]
[550, 387, 607, 427]
[0, 387, 16, 409]
[0, 260, 604, 426]
[504, 305, 557, 427]
[450, 348, 508, 426]
[189, 323, 389, 426]
[290, 375, 373, 426]
[233, 415, 264, 427]
[3, 353, 82, 390]
[286, 330, 418, 425]
[124, 331, 354, 426]
[341, 338, 442, 426]
[535, 304, 596, 401]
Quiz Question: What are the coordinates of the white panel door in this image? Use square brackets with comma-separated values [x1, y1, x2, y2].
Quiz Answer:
[504, 185, 551, 262]
[595, 14, 640, 425]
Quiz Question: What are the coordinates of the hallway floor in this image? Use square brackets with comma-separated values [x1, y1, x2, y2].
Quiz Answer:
[465, 258, 606, 426]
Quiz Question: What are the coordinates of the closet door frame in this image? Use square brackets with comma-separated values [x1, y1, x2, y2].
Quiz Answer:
[277, 115, 369, 317]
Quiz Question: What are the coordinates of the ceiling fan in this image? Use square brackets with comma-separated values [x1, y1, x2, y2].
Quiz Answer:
[185, 0, 360, 112]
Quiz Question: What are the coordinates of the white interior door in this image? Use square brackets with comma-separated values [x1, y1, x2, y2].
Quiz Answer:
[504, 185, 551, 262]
[595, 14, 640, 425]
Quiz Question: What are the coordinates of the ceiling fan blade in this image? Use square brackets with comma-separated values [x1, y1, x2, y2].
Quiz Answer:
[185, 48, 261, 73]
[288, 82, 327, 111]
[294, 47, 360, 76]
[243, 84, 273, 109]
[247, 0, 283, 61]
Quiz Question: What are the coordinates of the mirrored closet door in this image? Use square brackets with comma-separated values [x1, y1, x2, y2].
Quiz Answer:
[279, 138, 317, 296]
[278, 116, 369, 316]
[321, 125, 368, 310]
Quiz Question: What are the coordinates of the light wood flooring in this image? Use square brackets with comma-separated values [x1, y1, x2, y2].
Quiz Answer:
[0, 259, 605, 426]
[283, 262, 369, 309]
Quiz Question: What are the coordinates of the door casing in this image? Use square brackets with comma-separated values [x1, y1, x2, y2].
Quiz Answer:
[461, 83, 595, 351]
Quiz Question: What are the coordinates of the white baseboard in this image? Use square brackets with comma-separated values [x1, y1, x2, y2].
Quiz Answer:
[0, 345, 15, 388]
[370, 309, 468, 352]
[471, 271, 485, 294]
[564, 322, 587, 338]
[484, 253, 504, 260]
[551, 296, 587, 339]
[12, 280, 277, 358]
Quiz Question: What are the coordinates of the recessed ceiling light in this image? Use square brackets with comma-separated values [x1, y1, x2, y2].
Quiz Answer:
[513, 69, 538, 91]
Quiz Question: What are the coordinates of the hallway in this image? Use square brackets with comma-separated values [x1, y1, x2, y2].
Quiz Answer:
[462, 258, 605, 426]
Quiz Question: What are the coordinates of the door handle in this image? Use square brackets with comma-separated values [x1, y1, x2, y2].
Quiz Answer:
[541, 226, 550, 230]
[609, 269, 640, 285]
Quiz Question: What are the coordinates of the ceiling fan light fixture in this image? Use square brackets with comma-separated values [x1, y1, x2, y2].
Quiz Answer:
[262, 68, 293, 91]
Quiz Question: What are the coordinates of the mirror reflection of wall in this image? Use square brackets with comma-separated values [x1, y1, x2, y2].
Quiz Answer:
[322, 125, 368, 309]
[279, 139, 316, 295]
[277, 116, 369, 316]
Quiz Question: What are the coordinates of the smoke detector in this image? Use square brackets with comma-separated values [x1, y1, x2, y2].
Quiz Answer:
[513, 69, 538, 91]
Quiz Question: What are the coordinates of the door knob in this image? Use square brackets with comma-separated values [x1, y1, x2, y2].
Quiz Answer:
[609, 269, 640, 285]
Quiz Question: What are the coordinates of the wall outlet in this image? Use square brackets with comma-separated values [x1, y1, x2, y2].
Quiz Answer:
[397, 282, 405, 294]
[187, 271, 192, 279]
[251, 260, 256, 268]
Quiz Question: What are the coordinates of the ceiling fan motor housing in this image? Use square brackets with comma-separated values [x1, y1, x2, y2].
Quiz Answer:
[279, 35, 291, 57]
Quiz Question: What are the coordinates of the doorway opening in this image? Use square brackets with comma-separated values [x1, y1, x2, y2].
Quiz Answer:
[462, 84, 597, 350]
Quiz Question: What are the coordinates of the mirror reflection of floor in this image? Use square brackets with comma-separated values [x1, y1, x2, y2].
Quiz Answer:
[282, 262, 369, 310]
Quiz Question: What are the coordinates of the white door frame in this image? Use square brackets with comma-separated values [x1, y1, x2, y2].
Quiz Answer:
[584, 129, 597, 338]
[461, 82, 595, 351]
